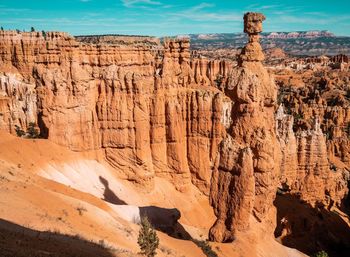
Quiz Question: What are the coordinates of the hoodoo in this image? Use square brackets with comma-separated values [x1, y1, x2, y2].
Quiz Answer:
[209, 12, 280, 242]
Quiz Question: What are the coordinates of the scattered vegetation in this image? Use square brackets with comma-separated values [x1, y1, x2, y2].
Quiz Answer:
[192, 239, 218, 257]
[76, 205, 88, 216]
[15, 125, 26, 137]
[159, 246, 173, 255]
[27, 122, 40, 138]
[293, 112, 304, 121]
[14, 122, 40, 138]
[137, 217, 159, 257]
[214, 74, 224, 88]
[313, 250, 329, 257]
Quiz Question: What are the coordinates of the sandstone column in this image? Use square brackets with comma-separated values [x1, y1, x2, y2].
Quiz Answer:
[209, 12, 280, 242]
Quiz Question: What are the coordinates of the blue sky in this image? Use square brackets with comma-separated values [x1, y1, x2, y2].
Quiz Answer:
[0, 0, 349, 36]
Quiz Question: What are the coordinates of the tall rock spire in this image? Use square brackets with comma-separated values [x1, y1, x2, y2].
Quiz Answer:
[209, 12, 280, 242]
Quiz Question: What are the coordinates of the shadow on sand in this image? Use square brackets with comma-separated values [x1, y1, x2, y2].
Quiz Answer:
[0, 219, 115, 257]
[99, 176, 127, 205]
[140, 206, 192, 240]
[274, 193, 350, 257]
[98, 176, 192, 240]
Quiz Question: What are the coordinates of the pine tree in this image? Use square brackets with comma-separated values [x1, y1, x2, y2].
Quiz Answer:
[14, 125, 25, 137]
[31, 27, 35, 32]
[137, 217, 159, 257]
[27, 122, 40, 138]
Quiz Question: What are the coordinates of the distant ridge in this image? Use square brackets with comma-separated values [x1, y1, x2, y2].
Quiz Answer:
[186, 30, 336, 41]
[262, 30, 335, 39]
[183, 31, 350, 56]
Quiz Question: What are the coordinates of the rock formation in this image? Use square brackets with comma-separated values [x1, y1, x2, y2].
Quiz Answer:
[275, 69, 350, 207]
[0, 30, 228, 194]
[209, 12, 280, 242]
[0, 14, 349, 254]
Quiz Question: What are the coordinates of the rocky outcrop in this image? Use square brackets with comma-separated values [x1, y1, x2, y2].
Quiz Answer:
[276, 106, 348, 206]
[209, 12, 280, 242]
[275, 66, 350, 207]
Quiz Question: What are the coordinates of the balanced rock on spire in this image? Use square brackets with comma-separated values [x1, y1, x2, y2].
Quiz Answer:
[239, 12, 266, 64]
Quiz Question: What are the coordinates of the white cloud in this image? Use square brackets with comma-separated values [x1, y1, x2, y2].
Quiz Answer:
[170, 3, 241, 23]
[191, 3, 215, 11]
[122, 0, 162, 7]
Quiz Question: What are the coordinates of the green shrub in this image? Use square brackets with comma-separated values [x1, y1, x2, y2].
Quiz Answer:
[192, 239, 218, 257]
[27, 122, 40, 138]
[293, 112, 304, 121]
[14, 125, 25, 137]
[313, 250, 328, 257]
[137, 217, 159, 257]
[214, 75, 223, 88]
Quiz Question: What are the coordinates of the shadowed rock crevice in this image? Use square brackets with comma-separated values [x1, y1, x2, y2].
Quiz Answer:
[274, 193, 350, 257]
[37, 111, 49, 139]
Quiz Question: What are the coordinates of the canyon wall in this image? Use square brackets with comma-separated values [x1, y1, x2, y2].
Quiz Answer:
[0, 30, 230, 194]
[0, 14, 349, 248]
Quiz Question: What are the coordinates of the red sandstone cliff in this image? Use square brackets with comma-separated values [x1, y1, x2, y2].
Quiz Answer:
[0, 30, 229, 194]
[0, 14, 349, 255]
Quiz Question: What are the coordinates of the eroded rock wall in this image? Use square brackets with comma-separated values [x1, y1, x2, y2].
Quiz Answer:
[0, 31, 228, 193]
[0, 24, 348, 246]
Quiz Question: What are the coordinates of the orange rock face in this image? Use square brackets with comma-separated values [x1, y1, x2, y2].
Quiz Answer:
[209, 12, 349, 244]
[209, 12, 280, 242]
[0, 30, 228, 194]
[0, 13, 348, 250]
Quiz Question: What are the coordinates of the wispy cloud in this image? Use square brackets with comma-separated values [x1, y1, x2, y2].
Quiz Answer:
[169, 3, 240, 23]
[122, 0, 162, 8]
[252, 4, 282, 10]
[191, 3, 215, 11]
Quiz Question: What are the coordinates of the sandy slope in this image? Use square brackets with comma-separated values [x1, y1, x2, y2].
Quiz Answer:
[0, 131, 307, 257]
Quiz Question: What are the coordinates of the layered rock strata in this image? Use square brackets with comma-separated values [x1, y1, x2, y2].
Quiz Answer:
[0, 16, 349, 247]
[0, 30, 228, 193]
[276, 106, 348, 206]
